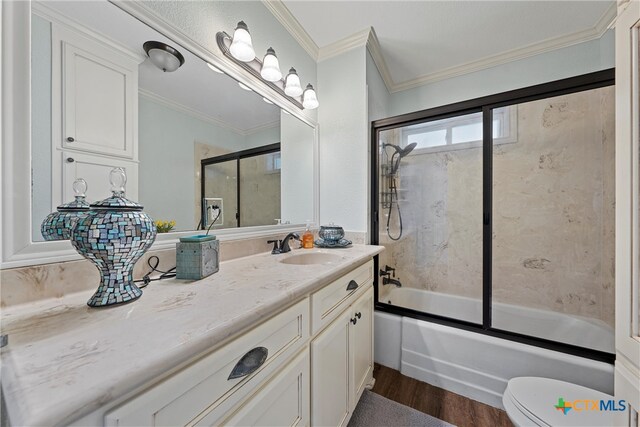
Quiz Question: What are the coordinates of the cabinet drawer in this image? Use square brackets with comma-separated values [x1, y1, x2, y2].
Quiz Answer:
[311, 260, 373, 335]
[203, 350, 309, 427]
[105, 298, 309, 426]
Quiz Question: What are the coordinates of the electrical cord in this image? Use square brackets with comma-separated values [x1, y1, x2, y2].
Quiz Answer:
[205, 206, 221, 235]
[137, 207, 222, 289]
[134, 255, 176, 288]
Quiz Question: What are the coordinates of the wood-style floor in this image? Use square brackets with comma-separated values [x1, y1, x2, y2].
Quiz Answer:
[371, 364, 513, 427]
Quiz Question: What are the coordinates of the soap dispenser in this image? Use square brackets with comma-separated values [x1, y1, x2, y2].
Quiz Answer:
[302, 222, 314, 249]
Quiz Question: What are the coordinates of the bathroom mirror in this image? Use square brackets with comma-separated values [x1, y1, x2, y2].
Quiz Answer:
[0, 0, 319, 268]
[28, 1, 317, 241]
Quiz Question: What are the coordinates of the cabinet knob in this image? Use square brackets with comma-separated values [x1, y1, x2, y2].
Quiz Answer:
[355, 312, 362, 319]
[350, 317, 358, 325]
[66, 137, 75, 142]
[346, 280, 359, 291]
[66, 157, 75, 163]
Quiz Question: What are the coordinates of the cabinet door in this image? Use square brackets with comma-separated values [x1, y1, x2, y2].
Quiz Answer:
[311, 311, 350, 427]
[61, 151, 138, 205]
[349, 288, 374, 409]
[215, 350, 309, 427]
[60, 34, 137, 159]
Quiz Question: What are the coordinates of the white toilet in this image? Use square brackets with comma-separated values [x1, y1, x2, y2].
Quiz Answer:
[503, 377, 618, 427]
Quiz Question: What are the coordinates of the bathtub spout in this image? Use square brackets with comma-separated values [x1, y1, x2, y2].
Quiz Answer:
[382, 277, 402, 287]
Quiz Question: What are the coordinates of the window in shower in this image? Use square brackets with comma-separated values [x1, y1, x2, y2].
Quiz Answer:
[402, 106, 516, 154]
[201, 143, 280, 229]
[371, 69, 615, 362]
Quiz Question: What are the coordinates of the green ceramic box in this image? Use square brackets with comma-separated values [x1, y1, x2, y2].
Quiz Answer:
[176, 235, 219, 280]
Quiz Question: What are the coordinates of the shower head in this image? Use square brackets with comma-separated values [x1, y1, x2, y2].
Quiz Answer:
[384, 142, 417, 158]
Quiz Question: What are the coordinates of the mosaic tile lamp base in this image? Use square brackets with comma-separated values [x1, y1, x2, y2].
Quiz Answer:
[71, 168, 156, 308]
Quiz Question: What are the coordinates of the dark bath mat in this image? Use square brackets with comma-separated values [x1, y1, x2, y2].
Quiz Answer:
[348, 389, 456, 427]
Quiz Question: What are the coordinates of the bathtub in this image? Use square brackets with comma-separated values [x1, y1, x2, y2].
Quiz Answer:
[374, 288, 614, 409]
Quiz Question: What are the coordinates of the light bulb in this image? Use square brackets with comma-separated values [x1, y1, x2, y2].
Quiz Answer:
[260, 47, 282, 82]
[302, 84, 319, 109]
[284, 67, 303, 97]
[229, 21, 255, 62]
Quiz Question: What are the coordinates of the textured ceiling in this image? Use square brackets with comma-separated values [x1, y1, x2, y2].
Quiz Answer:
[283, 0, 614, 86]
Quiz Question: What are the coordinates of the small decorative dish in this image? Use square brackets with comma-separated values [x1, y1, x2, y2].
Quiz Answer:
[314, 238, 352, 248]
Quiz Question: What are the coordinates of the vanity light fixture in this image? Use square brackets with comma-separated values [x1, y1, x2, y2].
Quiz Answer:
[260, 48, 282, 82]
[229, 21, 255, 62]
[206, 62, 224, 74]
[284, 68, 303, 97]
[216, 22, 318, 110]
[143, 41, 185, 72]
[302, 84, 319, 110]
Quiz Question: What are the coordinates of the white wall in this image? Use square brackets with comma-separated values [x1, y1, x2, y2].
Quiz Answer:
[138, 96, 249, 230]
[318, 47, 368, 232]
[281, 111, 315, 224]
[367, 51, 391, 123]
[389, 30, 615, 116]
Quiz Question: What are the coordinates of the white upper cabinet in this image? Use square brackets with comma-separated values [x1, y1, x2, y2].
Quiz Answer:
[615, 0, 640, 424]
[53, 24, 139, 160]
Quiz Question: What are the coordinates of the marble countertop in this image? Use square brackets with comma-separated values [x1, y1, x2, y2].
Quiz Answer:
[0, 245, 383, 426]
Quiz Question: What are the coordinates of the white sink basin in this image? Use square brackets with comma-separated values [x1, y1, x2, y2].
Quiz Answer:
[280, 252, 342, 265]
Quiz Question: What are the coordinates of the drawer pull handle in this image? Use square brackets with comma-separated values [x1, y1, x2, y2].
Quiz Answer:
[346, 280, 359, 291]
[66, 136, 75, 142]
[228, 346, 268, 380]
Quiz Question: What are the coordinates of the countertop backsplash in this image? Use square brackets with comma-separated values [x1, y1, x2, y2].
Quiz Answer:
[0, 231, 367, 308]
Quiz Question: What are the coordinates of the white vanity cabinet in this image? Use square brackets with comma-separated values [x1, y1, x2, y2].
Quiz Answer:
[104, 298, 309, 426]
[95, 258, 375, 427]
[54, 24, 139, 159]
[310, 262, 375, 427]
[46, 16, 141, 206]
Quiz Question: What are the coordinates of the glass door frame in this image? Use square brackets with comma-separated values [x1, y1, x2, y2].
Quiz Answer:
[201, 143, 280, 229]
[370, 69, 615, 363]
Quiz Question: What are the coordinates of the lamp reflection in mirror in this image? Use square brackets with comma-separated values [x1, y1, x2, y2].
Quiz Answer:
[302, 84, 319, 109]
[284, 67, 303, 97]
[229, 21, 255, 62]
[143, 41, 185, 72]
[260, 47, 282, 82]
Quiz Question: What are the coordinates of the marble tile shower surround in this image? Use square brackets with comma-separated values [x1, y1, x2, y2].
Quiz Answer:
[0, 231, 367, 308]
[379, 86, 615, 327]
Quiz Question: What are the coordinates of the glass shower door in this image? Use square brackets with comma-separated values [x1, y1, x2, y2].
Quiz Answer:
[377, 111, 484, 323]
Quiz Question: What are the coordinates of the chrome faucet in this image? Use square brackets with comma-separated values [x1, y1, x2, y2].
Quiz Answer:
[382, 277, 402, 287]
[280, 232, 300, 253]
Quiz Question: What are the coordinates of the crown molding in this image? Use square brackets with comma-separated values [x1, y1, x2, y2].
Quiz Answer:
[244, 120, 280, 135]
[317, 27, 372, 62]
[262, 0, 319, 61]
[385, 3, 617, 93]
[365, 27, 393, 94]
